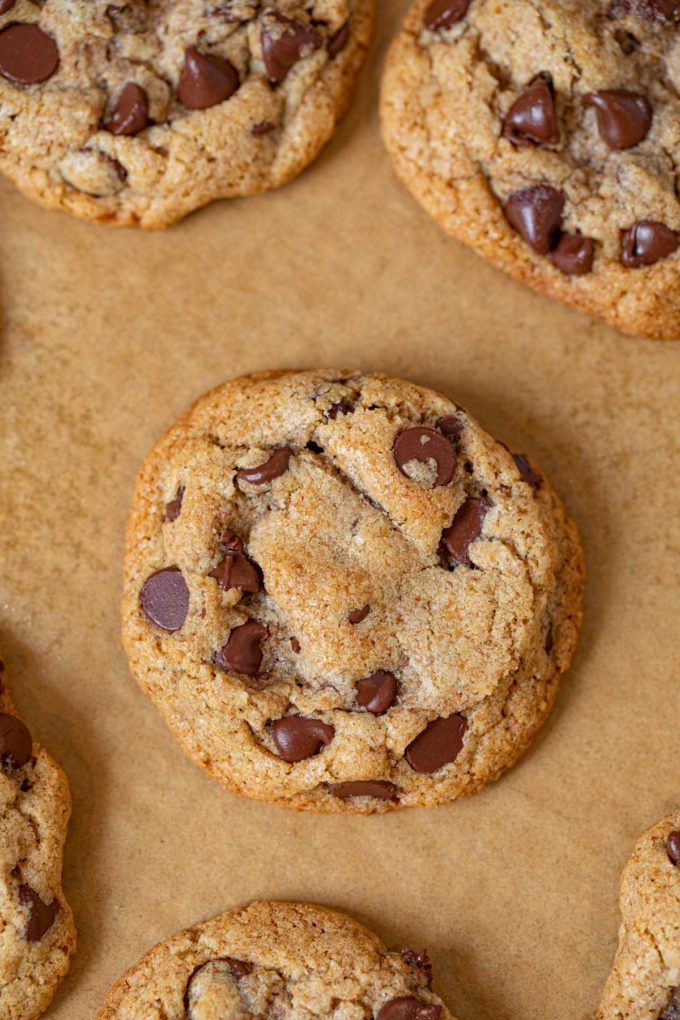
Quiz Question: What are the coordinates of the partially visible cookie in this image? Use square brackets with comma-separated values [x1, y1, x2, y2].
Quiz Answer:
[0, 656, 76, 1020]
[121, 368, 584, 813]
[0, 0, 374, 228]
[597, 812, 680, 1020]
[381, 0, 680, 339]
[96, 900, 454, 1019]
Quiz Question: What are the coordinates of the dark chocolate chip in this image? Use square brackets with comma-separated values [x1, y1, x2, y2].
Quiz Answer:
[215, 620, 268, 676]
[164, 486, 184, 522]
[290, 636, 301, 653]
[105, 82, 149, 135]
[504, 185, 565, 254]
[503, 77, 559, 147]
[327, 398, 355, 419]
[0, 1, 15, 13]
[225, 957, 253, 978]
[405, 715, 467, 774]
[178, 46, 239, 109]
[251, 119, 276, 136]
[209, 533, 260, 594]
[377, 997, 442, 1020]
[261, 12, 321, 84]
[393, 427, 456, 487]
[0, 713, 32, 769]
[327, 20, 350, 58]
[620, 221, 679, 267]
[423, 0, 472, 30]
[441, 496, 490, 564]
[545, 625, 554, 654]
[328, 780, 397, 801]
[140, 567, 190, 632]
[0, 23, 59, 84]
[583, 89, 652, 149]
[549, 233, 595, 276]
[356, 671, 398, 715]
[660, 987, 680, 1020]
[435, 414, 464, 442]
[19, 885, 58, 942]
[610, 0, 680, 18]
[402, 948, 434, 988]
[348, 605, 370, 625]
[272, 716, 334, 762]
[236, 448, 292, 485]
[666, 831, 680, 865]
[513, 453, 542, 490]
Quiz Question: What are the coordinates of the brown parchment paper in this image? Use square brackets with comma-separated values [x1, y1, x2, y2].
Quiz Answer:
[0, 5, 679, 1019]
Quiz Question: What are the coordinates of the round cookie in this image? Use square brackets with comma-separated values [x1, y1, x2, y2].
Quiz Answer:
[381, 0, 680, 339]
[0, 0, 374, 229]
[121, 369, 584, 814]
[96, 900, 454, 1019]
[597, 812, 680, 1020]
[0, 656, 76, 1020]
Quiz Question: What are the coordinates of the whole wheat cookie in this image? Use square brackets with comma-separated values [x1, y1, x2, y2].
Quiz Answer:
[0, 0, 373, 229]
[597, 812, 680, 1020]
[381, 0, 680, 339]
[0, 656, 76, 1020]
[97, 900, 454, 1019]
[121, 369, 584, 814]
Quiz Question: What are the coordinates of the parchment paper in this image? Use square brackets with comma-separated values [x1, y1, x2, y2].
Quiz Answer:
[0, 5, 678, 1018]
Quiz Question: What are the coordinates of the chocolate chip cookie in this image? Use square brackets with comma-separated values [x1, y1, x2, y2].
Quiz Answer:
[0, 656, 76, 1019]
[597, 812, 680, 1020]
[96, 900, 454, 1019]
[0, 0, 373, 229]
[121, 369, 584, 813]
[381, 0, 680, 339]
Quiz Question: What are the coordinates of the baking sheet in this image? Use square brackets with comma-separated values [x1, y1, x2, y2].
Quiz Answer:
[0, 4, 678, 1018]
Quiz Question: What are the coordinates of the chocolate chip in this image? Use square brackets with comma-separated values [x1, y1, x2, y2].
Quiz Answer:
[251, 119, 276, 136]
[441, 496, 490, 564]
[326, 398, 355, 420]
[215, 620, 268, 676]
[377, 997, 442, 1020]
[272, 716, 334, 762]
[503, 77, 559, 147]
[19, 885, 58, 942]
[328, 780, 397, 801]
[666, 831, 680, 865]
[611, 0, 680, 18]
[393, 427, 456, 487]
[105, 82, 149, 135]
[348, 605, 370, 625]
[549, 233, 595, 275]
[405, 714, 467, 774]
[261, 12, 321, 84]
[327, 20, 350, 58]
[545, 625, 554, 654]
[435, 414, 464, 442]
[164, 486, 184, 522]
[402, 949, 434, 987]
[0, 713, 32, 769]
[0, 23, 59, 84]
[225, 957, 253, 978]
[356, 671, 398, 714]
[178, 46, 239, 109]
[423, 0, 472, 30]
[290, 636, 301, 653]
[140, 567, 190, 632]
[0, 1, 15, 13]
[236, 448, 292, 485]
[209, 534, 260, 594]
[660, 988, 680, 1020]
[513, 453, 541, 489]
[620, 221, 679, 267]
[504, 185, 565, 255]
[583, 90, 652, 149]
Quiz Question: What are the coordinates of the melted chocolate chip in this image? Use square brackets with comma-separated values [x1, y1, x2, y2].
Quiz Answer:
[0, 23, 59, 84]
[405, 715, 467, 774]
[545, 625, 554, 654]
[178, 46, 239, 109]
[423, 0, 472, 30]
[356, 671, 398, 714]
[251, 119, 276, 136]
[290, 636, 301, 654]
[393, 427, 456, 486]
[140, 567, 190, 632]
[666, 830, 680, 865]
[215, 620, 268, 676]
[236, 448, 292, 485]
[549, 233, 595, 276]
[105, 82, 149, 135]
[209, 533, 260, 594]
[620, 221, 679, 267]
[503, 77, 559, 147]
[164, 486, 184, 522]
[583, 90, 652, 149]
[261, 12, 321, 84]
[402, 949, 434, 988]
[19, 885, 58, 942]
[327, 20, 350, 58]
[441, 496, 490, 564]
[660, 988, 680, 1020]
[0, 1, 15, 13]
[436, 414, 464, 441]
[377, 997, 442, 1020]
[504, 185, 565, 254]
[513, 453, 542, 490]
[348, 605, 370, 625]
[225, 957, 253, 978]
[328, 780, 397, 801]
[0, 713, 32, 769]
[611, 0, 680, 21]
[272, 716, 334, 762]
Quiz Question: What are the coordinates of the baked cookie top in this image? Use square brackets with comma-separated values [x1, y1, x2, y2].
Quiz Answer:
[381, 0, 680, 338]
[0, 0, 373, 228]
[122, 369, 584, 813]
[597, 811, 680, 1020]
[0, 656, 76, 1020]
[96, 900, 454, 1019]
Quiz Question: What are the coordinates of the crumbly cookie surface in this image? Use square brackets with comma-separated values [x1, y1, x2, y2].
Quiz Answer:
[121, 369, 584, 814]
[0, 0, 373, 229]
[96, 900, 454, 1019]
[381, 0, 680, 339]
[597, 812, 680, 1020]
[0, 657, 76, 1020]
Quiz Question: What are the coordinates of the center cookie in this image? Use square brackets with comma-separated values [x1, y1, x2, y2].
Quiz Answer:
[0, 0, 374, 228]
[121, 369, 584, 813]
